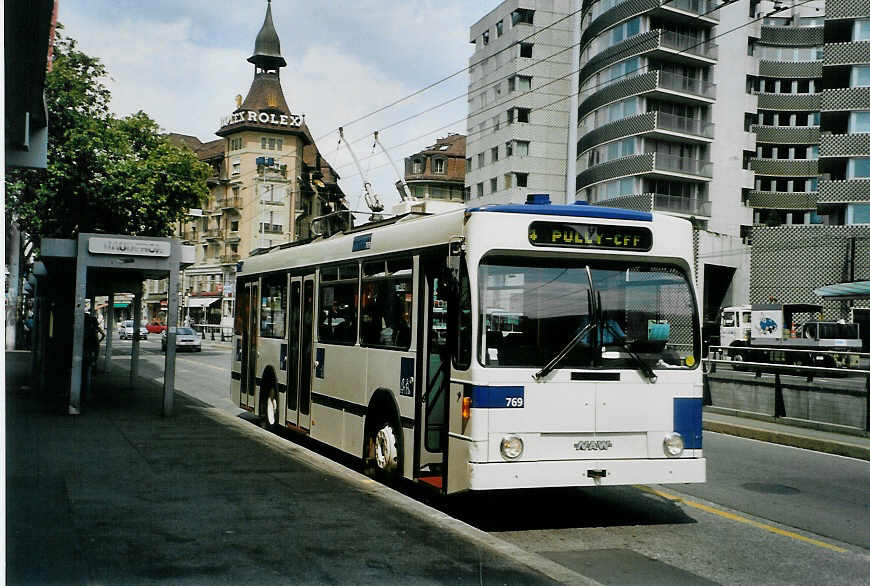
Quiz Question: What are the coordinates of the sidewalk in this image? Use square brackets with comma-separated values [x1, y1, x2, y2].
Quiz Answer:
[703, 408, 870, 461]
[4, 351, 593, 585]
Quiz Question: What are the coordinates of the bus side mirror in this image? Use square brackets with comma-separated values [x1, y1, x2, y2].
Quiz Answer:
[447, 237, 464, 279]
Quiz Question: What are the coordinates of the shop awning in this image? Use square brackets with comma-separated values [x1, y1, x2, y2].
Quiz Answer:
[185, 297, 220, 308]
[813, 281, 870, 300]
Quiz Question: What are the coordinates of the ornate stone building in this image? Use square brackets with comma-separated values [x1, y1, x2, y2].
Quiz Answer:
[152, 1, 349, 325]
[397, 133, 467, 201]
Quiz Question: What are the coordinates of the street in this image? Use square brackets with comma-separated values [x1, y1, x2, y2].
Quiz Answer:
[113, 338, 870, 585]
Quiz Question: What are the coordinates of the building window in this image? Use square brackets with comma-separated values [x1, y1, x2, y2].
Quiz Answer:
[268, 137, 276, 150]
[511, 8, 534, 26]
[514, 140, 529, 157]
[509, 75, 532, 92]
[504, 173, 513, 189]
[496, 19, 503, 37]
[492, 115, 500, 132]
[850, 111, 870, 133]
[519, 42, 533, 58]
[261, 137, 268, 149]
[491, 146, 499, 162]
[230, 137, 243, 151]
[490, 177, 498, 192]
[232, 186, 240, 198]
[516, 108, 530, 123]
[433, 158, 446, 174]
[848, 157, 870, 178]
[515, 173, 528, 187]
[231, 158, 241, 175]
[505, 141, 513, 157]
[231, 220, 239, 231]
[476, 182, 484, 198]
[413, 158, 424, 174]
[477, 153, 485, 168]
[482, 30, 489, 45]
[854, 19, 870, 41]
[466, 157, 472, 172]
[847, 204, 870, 224]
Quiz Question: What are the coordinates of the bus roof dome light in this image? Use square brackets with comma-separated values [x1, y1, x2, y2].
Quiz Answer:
[526, 193, 550, 206]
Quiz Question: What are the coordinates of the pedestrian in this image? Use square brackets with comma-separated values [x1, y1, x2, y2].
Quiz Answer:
[83, 312, 105, 399]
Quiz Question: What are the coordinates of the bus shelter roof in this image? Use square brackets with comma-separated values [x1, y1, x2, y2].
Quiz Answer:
[813, 280, 870, 300]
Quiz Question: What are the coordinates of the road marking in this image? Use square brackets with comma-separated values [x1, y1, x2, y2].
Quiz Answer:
[637, 486, 847, 553]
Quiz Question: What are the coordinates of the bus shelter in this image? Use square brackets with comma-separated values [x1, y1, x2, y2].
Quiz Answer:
[34, 233, 194, 415]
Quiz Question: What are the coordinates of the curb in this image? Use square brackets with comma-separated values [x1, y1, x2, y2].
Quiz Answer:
[703, 420, 870, 461]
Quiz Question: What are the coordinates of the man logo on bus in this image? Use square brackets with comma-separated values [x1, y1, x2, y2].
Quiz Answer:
[759, 317, 777, 334]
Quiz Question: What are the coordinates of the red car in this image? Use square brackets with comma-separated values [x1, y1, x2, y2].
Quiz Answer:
[146, 323, 167, 334]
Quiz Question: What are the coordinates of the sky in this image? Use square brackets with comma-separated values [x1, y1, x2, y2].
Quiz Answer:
[58, 0, 503, 213]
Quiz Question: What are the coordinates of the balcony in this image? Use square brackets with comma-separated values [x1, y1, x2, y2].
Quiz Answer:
[203, 229, 221, 240]
[656, 70, 716, 100]
[749, 158, 819, 176]
[659, 30, 718, 61]
[746, 190, 818, 210]
[220, 253, 241, 264]
[653, 193, 711, 216]
[663, 0, 719, 21]
[655, 111, 714, 139]
[652, 152, 712, 178]
[219, 197, 243, 211]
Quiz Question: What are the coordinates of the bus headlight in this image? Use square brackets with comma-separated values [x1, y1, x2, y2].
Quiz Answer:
[663, 433, 684, 457]
[500, 435, 524, 460]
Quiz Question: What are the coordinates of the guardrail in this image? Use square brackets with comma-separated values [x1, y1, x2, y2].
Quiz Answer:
[703, 345, 870, 433]
[191, 324, 232, 342]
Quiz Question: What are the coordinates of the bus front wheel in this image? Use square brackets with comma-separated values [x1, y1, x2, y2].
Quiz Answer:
[364, 413, 402, 482]
[260, 384, 279, 431]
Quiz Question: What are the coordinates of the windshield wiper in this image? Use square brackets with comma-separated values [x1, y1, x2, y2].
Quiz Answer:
[533, 267, 598, 381]
[601, 322, 657, 383]
[533, 321, 595, 381]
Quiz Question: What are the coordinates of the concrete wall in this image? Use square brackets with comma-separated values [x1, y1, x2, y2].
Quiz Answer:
[708, 372, 868, 431]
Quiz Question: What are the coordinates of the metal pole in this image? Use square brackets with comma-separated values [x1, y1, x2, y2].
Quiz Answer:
[164, 260, 179, 416]
[69, 236, 88, 414]
[774, 373, 785, 418]
[131, 288, 142, 386]
[104, 293, 114, 374]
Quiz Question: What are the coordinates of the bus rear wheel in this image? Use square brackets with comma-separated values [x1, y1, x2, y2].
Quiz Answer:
[363, 413, 402, 482]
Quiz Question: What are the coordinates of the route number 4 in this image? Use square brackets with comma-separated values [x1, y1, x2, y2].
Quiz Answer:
[505, 397, 524, 408]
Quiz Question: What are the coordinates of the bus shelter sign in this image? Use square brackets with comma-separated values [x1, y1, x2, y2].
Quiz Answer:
[88, 237, 171, 257]
[528, 221, 652, 251]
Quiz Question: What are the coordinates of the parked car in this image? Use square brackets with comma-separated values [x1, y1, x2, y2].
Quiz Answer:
[119, 320, 148, 340]
[161, 327, 202, 352]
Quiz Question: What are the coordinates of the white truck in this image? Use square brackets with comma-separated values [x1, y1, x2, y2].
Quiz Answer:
[719, 303, 861, 369]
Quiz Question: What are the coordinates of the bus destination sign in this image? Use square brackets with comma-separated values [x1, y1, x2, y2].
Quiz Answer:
[528, 221, 652, 251]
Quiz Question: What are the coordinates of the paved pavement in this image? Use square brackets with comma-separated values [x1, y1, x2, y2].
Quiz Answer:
[6, 348, 869, 584]
[4, 350, 594, 585]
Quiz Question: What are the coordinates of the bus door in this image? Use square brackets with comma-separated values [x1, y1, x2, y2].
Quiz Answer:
[284, 276, 303, 428]
[292, 274, 315, 430]
[415, 256, 450, 490]
[241, 280, 259, 411]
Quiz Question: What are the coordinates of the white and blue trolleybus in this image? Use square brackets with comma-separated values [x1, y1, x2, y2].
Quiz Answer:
[231, 195, 705, 494]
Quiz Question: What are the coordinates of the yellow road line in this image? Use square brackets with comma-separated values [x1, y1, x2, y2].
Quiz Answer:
[637, 486, 846, 553]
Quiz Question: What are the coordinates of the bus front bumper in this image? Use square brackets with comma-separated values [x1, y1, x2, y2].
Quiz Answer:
[467, 457, 706, 490]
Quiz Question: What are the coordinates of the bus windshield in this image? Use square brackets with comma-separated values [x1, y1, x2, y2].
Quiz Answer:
[479, 257, 699, 370]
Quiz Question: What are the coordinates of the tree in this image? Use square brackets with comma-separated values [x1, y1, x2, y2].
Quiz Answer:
[5, 29, 209, 243]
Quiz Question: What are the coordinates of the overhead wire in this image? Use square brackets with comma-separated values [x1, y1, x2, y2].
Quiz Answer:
[313, 5, 586, 143]
[336, 0, 811, 182]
